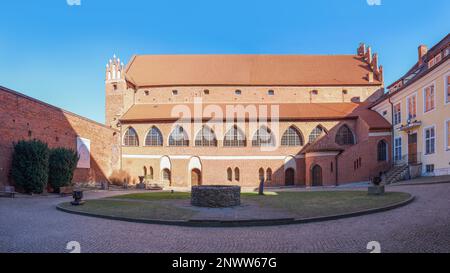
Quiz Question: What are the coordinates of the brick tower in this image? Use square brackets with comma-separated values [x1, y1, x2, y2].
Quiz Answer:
[105, 54, 133, 129]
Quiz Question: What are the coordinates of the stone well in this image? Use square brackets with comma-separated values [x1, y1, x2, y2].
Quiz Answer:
[191, 185, 241, 207]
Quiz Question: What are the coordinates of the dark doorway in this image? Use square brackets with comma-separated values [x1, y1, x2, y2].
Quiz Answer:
[285, 168, 295, 186]
[408, 133, 418, 164]
[191, 169, 202, 186]
[311, 165, 323, 186]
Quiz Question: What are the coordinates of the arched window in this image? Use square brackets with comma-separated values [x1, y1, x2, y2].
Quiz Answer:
[335, 125, 355, 145]
[123, 127, 139, 146]
[281, 126, 304, 146]
[308, 125, 325, 143]
[149, 166, 154, 179]
[258, 168, 265, 181]
[145, 126, 163, 146]
[168, 125, 189, 146]
[143, 166, 147, 176]
[252, 126, 275, 146]
[377, 140, 387, 161]
[224, 126, 246, 147]
[266, 168, 272, 182]
[227, 168, 233, 181]
[195, 126, 218, 147]
[234, 167, 240, 182]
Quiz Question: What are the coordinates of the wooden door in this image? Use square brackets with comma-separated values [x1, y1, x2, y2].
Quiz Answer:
[191, 169, 202, 186]
[311, 165, 323, 186]
[408, 133, 417, 164]
[285, 168, 295, 186]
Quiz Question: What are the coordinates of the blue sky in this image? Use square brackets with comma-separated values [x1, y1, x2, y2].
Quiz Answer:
[0, 0, 449, 123]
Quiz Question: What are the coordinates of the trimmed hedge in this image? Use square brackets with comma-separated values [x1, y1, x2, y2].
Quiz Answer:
[48, 148, 79, 193]
[10, 140, 50, 194]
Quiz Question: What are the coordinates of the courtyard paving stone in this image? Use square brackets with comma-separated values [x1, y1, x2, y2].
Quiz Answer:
[0, 183, 449, 253]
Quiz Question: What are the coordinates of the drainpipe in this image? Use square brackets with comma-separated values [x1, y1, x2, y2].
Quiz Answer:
[388, 96, 395, 167]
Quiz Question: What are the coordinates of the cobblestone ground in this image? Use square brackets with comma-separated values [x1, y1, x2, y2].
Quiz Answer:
[0, 184, 449, 253]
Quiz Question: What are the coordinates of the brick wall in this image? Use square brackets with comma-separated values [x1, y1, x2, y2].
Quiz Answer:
[0, 87, 120, 187]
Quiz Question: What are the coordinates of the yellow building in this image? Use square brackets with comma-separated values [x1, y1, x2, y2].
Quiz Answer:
[371, 34, 450, 177]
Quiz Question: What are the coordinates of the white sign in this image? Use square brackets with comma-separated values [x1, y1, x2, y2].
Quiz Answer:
[76, 137, 90, 168]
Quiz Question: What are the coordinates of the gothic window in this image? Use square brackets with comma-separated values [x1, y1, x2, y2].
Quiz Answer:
[308, 125, 325, 143]
[224, 126, 246, 147]
[123, 127, 139, 146]
[281, 126, 304, 146]
[252, 126, 275, 146]
[195, 126, 218, 147]
[168, 125, 189, 146]
[145, 126, 163, 146]
[335, 125, 355, 145]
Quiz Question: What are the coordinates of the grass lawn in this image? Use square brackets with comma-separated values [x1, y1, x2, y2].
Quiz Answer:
[243, 191, 411, 218]
[110, 191, 191, 201]
[59, 199, 196, 220]
[59, 190, 412, 222]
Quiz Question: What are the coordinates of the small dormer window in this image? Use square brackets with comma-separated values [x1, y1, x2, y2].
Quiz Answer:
[435, 53, 442, 63]
[172, 90, 178, 95]
[203, 89, 210, 95]
[268, 90, 274, 96]
[342, 89, 348, 95]
[144, 90, 149, 96]
[235, 89, 242, 95]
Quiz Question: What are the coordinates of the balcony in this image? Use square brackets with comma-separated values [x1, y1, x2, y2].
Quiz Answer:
[399, 119, 422, 132]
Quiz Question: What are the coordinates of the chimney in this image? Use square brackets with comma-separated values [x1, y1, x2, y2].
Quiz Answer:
[418, 45, 428, 65]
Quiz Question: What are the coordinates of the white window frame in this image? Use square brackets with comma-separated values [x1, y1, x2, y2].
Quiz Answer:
[446, 119, 450, 151]
[394, 137, 402, 161]
[406, 92, 417, 121]
[423, 82, 436, 114]
[393, 103, 402, 125]
[423, 125, 436, 156]
[445, 72, 450, 105]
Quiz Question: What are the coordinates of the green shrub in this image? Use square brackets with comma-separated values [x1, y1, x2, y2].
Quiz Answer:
[10, 140, 50, 194]
[48, 148, 79, 192]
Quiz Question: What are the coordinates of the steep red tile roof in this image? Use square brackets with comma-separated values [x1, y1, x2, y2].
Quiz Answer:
[349, 103, 392, 130]
[125, 54, 381, 87]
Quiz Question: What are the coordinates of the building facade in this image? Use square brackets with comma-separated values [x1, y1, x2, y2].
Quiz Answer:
[371, 34, 450, 177]
[107, 44, 392, 188]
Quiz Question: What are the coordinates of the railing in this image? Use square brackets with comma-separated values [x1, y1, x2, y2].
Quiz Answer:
[394, 153, 422, 166]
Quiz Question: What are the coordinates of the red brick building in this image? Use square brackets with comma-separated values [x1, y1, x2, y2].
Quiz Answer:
[0, 43, 392, 189]
[107, 44, 392, 188]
